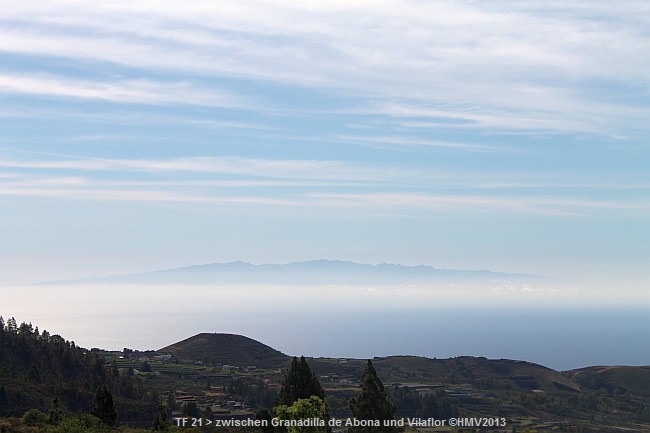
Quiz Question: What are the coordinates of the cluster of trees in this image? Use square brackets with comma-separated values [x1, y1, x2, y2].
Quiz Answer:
[263, 357, 399, 433]
[0, 317, 106, 388]
[0, 316, 108, 416]
[0, 317, 157, 425]
[227, 377, 277, 408]
[256, 356, 328, 433]
[12, 385, 117, 433]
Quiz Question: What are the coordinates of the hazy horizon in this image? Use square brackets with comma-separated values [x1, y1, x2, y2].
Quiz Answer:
[4, 280, 649, 371]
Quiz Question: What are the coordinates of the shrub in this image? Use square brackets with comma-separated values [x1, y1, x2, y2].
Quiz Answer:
[55, 414, 107, 433]
[21, 408, 48, 426]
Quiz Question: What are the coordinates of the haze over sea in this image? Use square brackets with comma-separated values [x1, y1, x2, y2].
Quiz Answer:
[5, 282, 649, 371]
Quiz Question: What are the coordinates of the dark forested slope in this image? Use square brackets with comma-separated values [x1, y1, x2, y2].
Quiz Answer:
[0, 316, 155, 424]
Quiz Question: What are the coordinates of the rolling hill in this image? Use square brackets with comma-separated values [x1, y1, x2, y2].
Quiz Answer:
[309, 355, 582, 394]
[158, 333, 291, 368]
[157, 333, 583, 395]
[567, 365, 650, 396]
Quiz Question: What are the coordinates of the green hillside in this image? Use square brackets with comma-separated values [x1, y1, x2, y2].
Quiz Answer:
[568, 365, 650, 396]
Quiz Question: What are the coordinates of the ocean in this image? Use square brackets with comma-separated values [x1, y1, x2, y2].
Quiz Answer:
[3, 283, 649, 371]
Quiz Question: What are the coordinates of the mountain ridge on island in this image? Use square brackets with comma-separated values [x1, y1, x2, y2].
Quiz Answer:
[41, 259, 544, 285]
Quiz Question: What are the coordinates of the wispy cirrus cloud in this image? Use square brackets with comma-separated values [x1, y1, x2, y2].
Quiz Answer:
[2, 1, 650, 134]
[337, 134, 500, 152]
[304, 193, 650, 217]
[3, 152, 649, 190]
[0, 154, 411, 183]
[2, 180, 647, 217]
[1, 153, 648, 217]
[0, 73, 250, 107]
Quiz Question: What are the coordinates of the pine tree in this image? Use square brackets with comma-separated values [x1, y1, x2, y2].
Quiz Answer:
[277, 356, 330, 432]
[27, 363, 41, 383]
[49, 398, 65, 425]
[349, 360, 397, 433]
[153, 400, 171, 431]
[91, 385, 117, 426]
[277, 356, 325, 406]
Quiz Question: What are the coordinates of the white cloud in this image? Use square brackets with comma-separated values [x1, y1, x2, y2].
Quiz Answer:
[0, 155, 410, 183]
[1, 184, 646, 217]
[304, 192, 650, 216]
[0, 73, 249, 107]
[1, 170, 647, 216]
[1, 1, 649, 134]
[337, 134, 500, 152]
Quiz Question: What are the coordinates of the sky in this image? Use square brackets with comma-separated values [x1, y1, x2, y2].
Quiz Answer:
[1, 1, 649, 285]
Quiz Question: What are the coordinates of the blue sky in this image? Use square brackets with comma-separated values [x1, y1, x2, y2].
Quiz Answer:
[1, 1, 649, 284]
